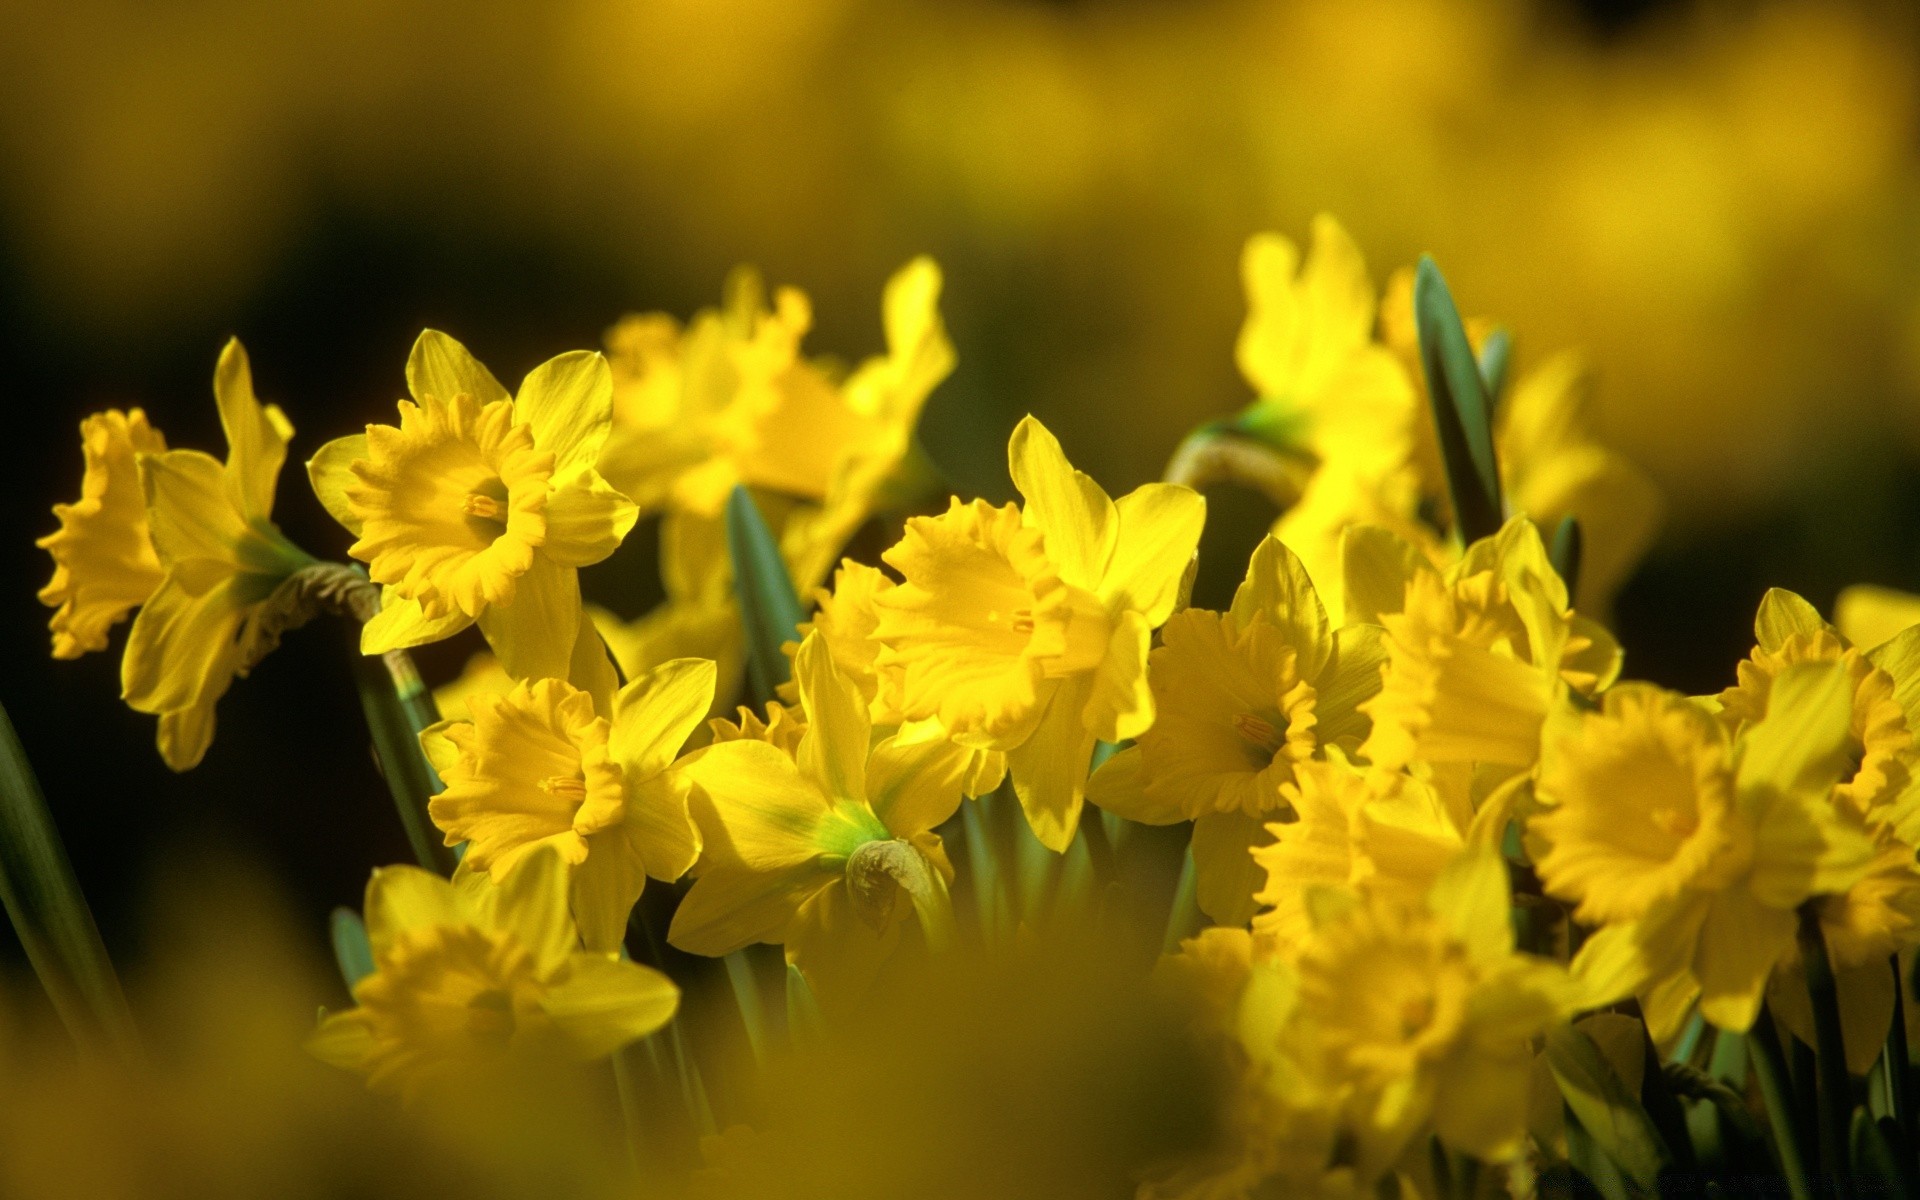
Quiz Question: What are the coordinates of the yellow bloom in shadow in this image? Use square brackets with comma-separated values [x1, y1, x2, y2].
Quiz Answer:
[1836, 583, 1920, 652]
[121, 339, 314, 770]
[421, 660, 714, 953]
[669, 633, 969, 1008]
[308, 331, 637, 683]
[1088, 536, 1387, 924]
[1719, 587, 1918, 828]
[38, 409, 168, 659]
[308, 846, 678, 1101]
[875, 416, 1205, 850]
[1354, 515, 1619, 772]
[1535, 664, 1876, 1040]
[1247, 850, 1574, 1181]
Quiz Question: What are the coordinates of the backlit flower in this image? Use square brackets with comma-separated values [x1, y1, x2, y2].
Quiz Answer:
[38, 409, 167, 659]
[1088, 536, 1387, 923]
[421, 660, 714, 952]
[308, 330, 637, 682]
[875, 416, 1205, 849]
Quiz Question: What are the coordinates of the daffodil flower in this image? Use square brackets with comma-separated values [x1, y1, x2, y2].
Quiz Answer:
[38, 409, 168, 659]
[121, 340, 315, 770]
[1535, 664, 1877, 1039]
[1232, 215, 1414, 475]
[1350, 515, 1620, 772]
[1087, 536, 1386, 924]
[1249, 754, 1466, 947]
[307, 330, 638, 683]
[1719, 587, 1920, 828]
[308, 846, 678, 1100]
[420, 659, 715, 953]
[668, 633, 969, 1005]
[1282, 848, 1576, 1175]
[874, 417, 1206, 850]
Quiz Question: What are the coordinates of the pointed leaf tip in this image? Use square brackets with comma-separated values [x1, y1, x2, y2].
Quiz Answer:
[1414, 257, 1504, 543]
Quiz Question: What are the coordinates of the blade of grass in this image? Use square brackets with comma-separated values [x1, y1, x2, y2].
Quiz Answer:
[725, 485, 806, 706]
[1413, 256, 1504, 543]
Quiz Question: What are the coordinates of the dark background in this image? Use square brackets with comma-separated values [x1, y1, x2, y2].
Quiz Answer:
[6, 0, 1920, 974]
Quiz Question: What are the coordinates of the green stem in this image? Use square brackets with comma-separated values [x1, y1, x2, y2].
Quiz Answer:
[1799, 906, 1855, 1197]
[0, 698, 139, 1059]
[1162, 845, 1202, 957]
[960, 798, 1004, 942]
[1750, 1007, 1815, 1200]
[348, 641, 457, 875]
[723, 951, 767, 1066]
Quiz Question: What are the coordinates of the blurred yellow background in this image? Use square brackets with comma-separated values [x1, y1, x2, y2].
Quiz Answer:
[3, 0, 1917, 523]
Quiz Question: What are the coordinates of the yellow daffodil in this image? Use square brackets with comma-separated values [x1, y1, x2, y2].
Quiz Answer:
[120, 340, 315, 770]
[1718, 587, 1919, 826]
[38, 409, 168, 659]
[307, 330, 638, 683]
[597, 259, 951, 565]
[1249, 755, 1466, 947]
[1087, 536, 1386, 924]
[668, 633, 969, 1005]
[1232, 215, 1415, 476]
[308, 846, 678, 1100]
[1288, 849, 1574, 1177]
[874, 417, 1205, 850]
[420, 659, 714, 952]
[1353, 515, 1620, 772]
[1534, 665, 1876, 1039]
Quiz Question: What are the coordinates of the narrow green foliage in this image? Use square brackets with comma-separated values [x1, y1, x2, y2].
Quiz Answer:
[1163, 846, 1202, 956]
[349, 640, 457, 875]
[723, 951, 769, 1066]
[1550, 515, 1583, 599]
[1413, 256, 1504, 542]
[1546, 1022, 1671, 1192]
[1476, 326, 1512, 412]
[786, 963, 823, 1048]
[1798, 906, 1854, 1196]
[1750, 1011, 1815, 1200]
[725, 485, 807, 705]
[330, 907, 375, 990]
[0, 698, 138, 1058]
[1851, 1108, 1909, 1198]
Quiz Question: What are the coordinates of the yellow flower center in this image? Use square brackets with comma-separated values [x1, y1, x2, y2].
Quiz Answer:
[346, 392, 555, 621]
[353, 922, 550, 1092]
[1297, 901, 1474, 1084]
[1232, 712, 1280, 749]
[428, 678, 627, 877]
[1532, 685, 1749, 925]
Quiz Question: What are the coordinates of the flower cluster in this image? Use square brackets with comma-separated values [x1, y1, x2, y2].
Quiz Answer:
[33, 222, 1920, 1197]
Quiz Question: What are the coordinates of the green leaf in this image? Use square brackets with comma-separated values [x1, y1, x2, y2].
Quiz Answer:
[330, 907, 374, 990]
[725, 485, 807, 705]
[1413, 257, 1504, 543]
[1547, 1021, 1672, 1192]
[349, 636, 458, 875]
[1476, 326, 1513, 412]
[1852, 1107, 1910, 1198]
[1550, 515, 1583, 599]
[0, 698, 139, 1058]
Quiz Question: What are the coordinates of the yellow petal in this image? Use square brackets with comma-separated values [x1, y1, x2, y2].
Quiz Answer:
[1230, 535, 1331, 677]
[406, 329, 510, 408]
[1313, 623, 1387, 745]
[1101, 482, 1205, 626]
[543, 954, 679, 1057]
[1840, 585, 1920, 652]
[472, 842, 577, 976]
[793, 632, 869, 805]
[785, 880, 902, 1015]
[474, 554, 581, 682]
[1693, 889, 1794, 1032]
[38, 409, 167, 660]
[668, 861, 831, 956]
[864, 732, 968, 839]
[1005, 674, 1097, 851]
[306, 1011, 375, 1070]
[570, 837, 649, 955]
[1085, 744, 1178, 823]
[609, 657, 718, 777]
[1430, 1041, 1532, 1163]
[1427, 845, 1513, 962]
[1088, 609, 1153, 743]
[1190, 809, 1270, 927]
[362, 864, 463, 958]
[141, 449, 250, 563]
[541, 467, 639, 568]
[306, 434, 368, 535]
[211, 337, 292, 521]
[682, 740, 831, 871]
[1737, 659, 1855, 804]
[623, 770, 701, 888]
[156, 702, 220, 773]
[120, 574, 242, 718]
[1754, 587, 1828, 654]
[1339, 523, 1425, 627]
[1007, 416, 1115, 592]
[515, 350, 614, 475]
[362, 586, 475, 655]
